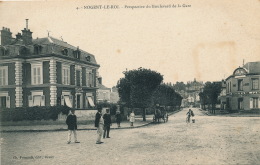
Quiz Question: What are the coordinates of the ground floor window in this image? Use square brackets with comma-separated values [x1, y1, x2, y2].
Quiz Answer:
[86, 94, 95, 108]
[0, 96, 6, 108]
[0, 92, 10, 108]
[28, 91, 45, 107]
[62, 95, 73, 108]
[252, 98, 259, 109]
[250, 97, 259, 109]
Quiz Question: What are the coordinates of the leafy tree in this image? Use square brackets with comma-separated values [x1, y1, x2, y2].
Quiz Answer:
[173, 81, 186, 91]
[200, 82, 221, 113]
[117, 68, 163, 121]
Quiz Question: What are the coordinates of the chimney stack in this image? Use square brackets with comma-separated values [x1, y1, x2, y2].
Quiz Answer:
[0, 27, 12, 46]
[26, 19, 29, 30]
[22, 19, 33, 45]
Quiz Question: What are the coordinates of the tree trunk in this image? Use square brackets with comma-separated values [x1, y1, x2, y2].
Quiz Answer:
[142, 108, 146, 121]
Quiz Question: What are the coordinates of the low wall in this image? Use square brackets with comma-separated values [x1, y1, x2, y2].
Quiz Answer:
[58, 110, 98, 121]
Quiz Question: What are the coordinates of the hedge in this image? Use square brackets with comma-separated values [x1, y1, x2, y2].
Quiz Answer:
[0, 106, 71, 122]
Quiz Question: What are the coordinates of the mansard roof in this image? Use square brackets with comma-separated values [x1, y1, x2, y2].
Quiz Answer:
[243, 61, 260, 74]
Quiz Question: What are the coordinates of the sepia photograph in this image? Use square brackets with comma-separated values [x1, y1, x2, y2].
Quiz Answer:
[0, 0, 259, 164]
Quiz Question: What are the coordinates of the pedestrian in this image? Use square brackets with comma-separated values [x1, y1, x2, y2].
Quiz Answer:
[129, 110, 135, 126]
[115, 110, 121, 128]
[95, 106, 104, 144]
[186, 109, 194, 123]
[66, 110, 80, 144]
[103, 108, 112, 138]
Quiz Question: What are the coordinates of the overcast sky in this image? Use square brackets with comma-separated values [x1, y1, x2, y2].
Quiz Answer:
[0, 0, 259, 88]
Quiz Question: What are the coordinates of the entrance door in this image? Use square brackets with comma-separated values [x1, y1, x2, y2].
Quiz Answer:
[238, 98, 243, 110]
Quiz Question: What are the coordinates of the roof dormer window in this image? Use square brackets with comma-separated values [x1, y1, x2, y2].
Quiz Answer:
[34, 44, 42, 55]
[86, 56, 91, 62]
[0, 47, 9, 56]
[62, 48, 68, 55]
[73, 50, 81, 59]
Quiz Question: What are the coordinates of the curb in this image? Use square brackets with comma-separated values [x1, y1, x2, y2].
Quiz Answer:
[0, 109, 182, 133]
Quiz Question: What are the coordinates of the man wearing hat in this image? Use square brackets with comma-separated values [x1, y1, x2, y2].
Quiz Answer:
[66, 110, 80, 144]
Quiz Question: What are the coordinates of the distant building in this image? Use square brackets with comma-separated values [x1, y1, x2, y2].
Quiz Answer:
[219, 80, 227, 109]
[110, 86, 119, 104]
[96, 77, 111, 103]
[0, 21, 100, 109]
[186, 79, 204, 107]
[225, 61, 260, 111]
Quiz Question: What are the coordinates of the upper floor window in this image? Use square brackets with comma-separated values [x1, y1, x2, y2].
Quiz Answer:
[0, 66, 8, 86]
[31, 63, 43, 85]
[62, 65, 70, 85]
[88, 72, 95, 87]
[76, 70, 81, 86]
[252, 78, 259, 90]
[238, 79, 243, 91]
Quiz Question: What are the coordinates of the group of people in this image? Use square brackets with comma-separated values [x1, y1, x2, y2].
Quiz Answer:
[65, 107, 124, 144]
[66, 107, 195, 144]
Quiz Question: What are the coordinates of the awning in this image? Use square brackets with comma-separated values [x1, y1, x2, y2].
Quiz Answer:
[64, 96, 72, 108]
[33, 96, 41, 106]
[87, 96, 95, 107]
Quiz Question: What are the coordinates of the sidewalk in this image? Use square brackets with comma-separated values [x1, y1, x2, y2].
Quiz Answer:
[1, 110, 182, 132]
[199, 109, 260, 117]
[0, 116, 154, 132]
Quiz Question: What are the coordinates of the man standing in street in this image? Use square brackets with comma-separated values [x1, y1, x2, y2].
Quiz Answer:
[95, 106, 104, 144]
[103, 108, 112, 138]
[66, 110, 80, 144]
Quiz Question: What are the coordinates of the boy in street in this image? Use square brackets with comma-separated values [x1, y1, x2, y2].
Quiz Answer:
[66, 110, 80, 144]
[95, 107, 104, 144]
[103, 109, 112, 138]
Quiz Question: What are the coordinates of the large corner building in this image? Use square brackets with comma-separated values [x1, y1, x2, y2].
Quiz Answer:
[225, 61, 260, 111]
[0, 21, 100, 109]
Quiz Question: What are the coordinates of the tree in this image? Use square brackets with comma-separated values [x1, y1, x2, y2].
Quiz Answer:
[173, 81, 186, 91]
[152, 84, 183, 111]
[117, 68, 163, 121]
[201, 82, 221, 113]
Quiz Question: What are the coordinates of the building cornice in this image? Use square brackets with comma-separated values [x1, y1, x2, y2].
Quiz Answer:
[0, 53, 100, 68]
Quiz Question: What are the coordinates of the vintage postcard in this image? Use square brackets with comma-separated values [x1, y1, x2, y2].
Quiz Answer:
[0, 0, 259, 164]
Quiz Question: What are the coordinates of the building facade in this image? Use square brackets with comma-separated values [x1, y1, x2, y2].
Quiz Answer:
[0, 24, 100, 109]
[186, 79, 204, 107]
[96, 77, 111, 103]
[225, 62, 260, 111]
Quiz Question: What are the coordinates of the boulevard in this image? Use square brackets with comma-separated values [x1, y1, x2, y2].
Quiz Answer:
[1, 108, 260, 165]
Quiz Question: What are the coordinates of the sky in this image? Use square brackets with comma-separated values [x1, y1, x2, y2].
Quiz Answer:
[0, 0, 259, 88]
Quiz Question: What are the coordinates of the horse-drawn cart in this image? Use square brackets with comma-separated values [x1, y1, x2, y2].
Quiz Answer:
[153, 107, 168, 123]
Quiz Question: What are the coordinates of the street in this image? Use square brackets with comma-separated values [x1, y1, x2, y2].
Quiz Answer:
[1, 108, 260, 165]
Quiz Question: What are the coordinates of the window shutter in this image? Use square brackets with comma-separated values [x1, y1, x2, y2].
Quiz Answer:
[6, 96, 10, 108]
[41, 95, 45, 106]
[61, 95, 64, 106]
[85, 95, 89, 108]
[258, 98, 260, 108]
[69, 95, 73, 108]
[28, 95, 33, 107]
[249, 98, 253, 109]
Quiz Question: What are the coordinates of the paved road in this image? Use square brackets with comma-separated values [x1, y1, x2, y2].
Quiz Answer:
[1, 108, 260, 165]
